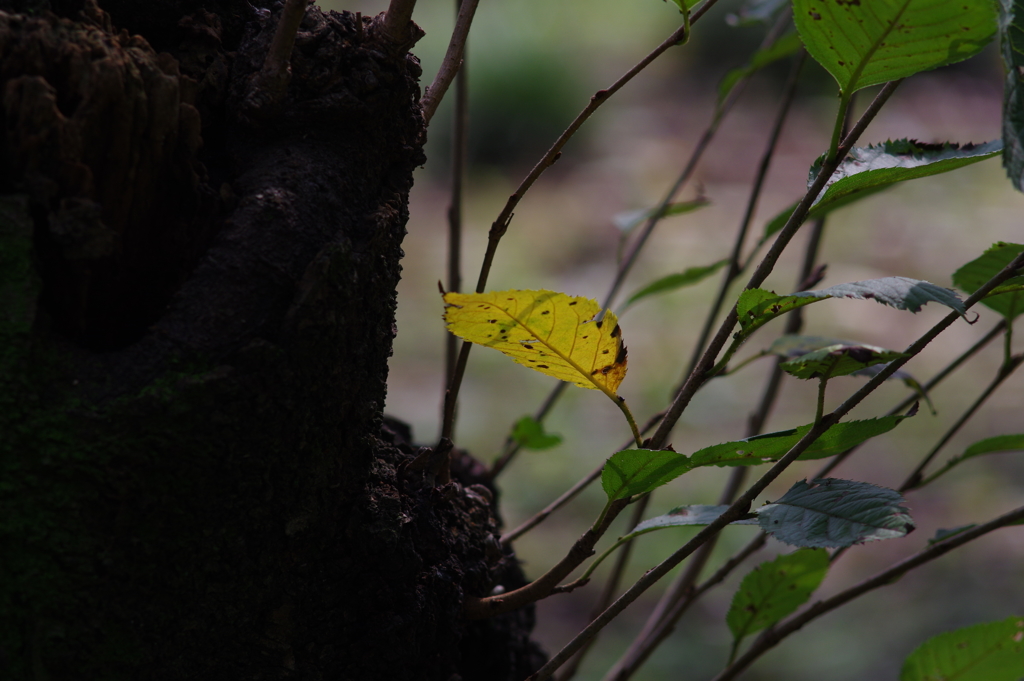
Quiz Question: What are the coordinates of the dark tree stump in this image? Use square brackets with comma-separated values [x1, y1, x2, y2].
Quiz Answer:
[0, 2, 544, 678]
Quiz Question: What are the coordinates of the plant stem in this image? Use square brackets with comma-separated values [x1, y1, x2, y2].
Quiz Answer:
[494, 8, 773, 481]
[648, 80, 902, 452]
[680, 49, 808, 388]
[489, 382, 567, 478]
[421, 0, 480, 124]
[815, 377, 827, 426]
[710, 504, 1024, 681]
[500, 411, 665, 544]
[556, 496, 652, 681]
[902, 352, 1024, 491]
[464, 499, 629, 620]
[501, 461, 603, 545]
[602, 533, 768, 681]
[602, 206, 829, 681]
[242, 0, 308, 121]
[443, 0, 469, 405]
[617, 398, 643, 448]
[439, 5, 710, 444]
[380, 0, 419, 47]
[814, 318, 1007, 478]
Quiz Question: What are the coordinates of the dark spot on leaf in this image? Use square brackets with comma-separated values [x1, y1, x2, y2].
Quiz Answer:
[488, 319, 497, 323]
[810, 10, 821, 19]
[616, 343, 628, 364]
[569, 301, 578, 306]
[837, 61, 845, 66]
[537, 364, 549, 369]
[541, 310, 550, 315]
[611, 324, 621, 338]
[602, 349, 610, 354]
[582, 335, 589, 339]
[595, 321, 604, 329]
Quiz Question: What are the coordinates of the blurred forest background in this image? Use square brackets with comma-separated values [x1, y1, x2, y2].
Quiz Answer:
[328, 1, 1023, 679]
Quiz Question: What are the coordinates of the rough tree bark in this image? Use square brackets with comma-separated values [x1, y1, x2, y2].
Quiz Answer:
[0, 1, 544, 678]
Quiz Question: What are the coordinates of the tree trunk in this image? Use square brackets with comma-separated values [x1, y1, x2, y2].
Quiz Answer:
[0, 1, 544, 678]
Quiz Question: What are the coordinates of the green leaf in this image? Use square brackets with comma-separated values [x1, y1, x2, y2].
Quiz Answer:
[688, 413, 913, 469]
[737, 277, 966, 339]
[758, 478, 915, 548]
[778, 342, 907, 381]
[762, 140, 1003, 242]
[726, 0, 790, 26]
[1000, 0, 1024, 190]
[953, 242, 1024, 320]
[727, 549, 830, 646]
[923, 433, 1024, 486]
[793, 0, 998, 95]
[631, 505, 760, 536]
[795, 277, 967, 317]
[511, 415, 563, 450]
[963, 433, 1024, 459]
[601, 449, 690, 502]
[736, 289, 821, 335]
[900, 616, 1024, 681]
[622, 260, 728, 309]
[718, 32, 804, 105]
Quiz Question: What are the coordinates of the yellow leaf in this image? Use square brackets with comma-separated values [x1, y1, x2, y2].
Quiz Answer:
[443, 289, 628, 396]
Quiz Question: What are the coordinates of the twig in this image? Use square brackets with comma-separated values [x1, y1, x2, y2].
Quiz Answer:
[242, 0, 308, 121]
[677, 49, 808, 393]
[602, 532, 768, 681]
[493, 1, 765, 480]
[527, 251, 1024, 680]
[500, 461, 603, 546]
[440, 4, 717, 440]
[608, 220, 828, 681]
[648, 80, 903, 452]
[379, 0, 419, 48]
[489, 382, 567, 479]
[443, 0, 470, 408]
[499, 410, 664, 544]
[555, 496, 652, 681]
[711, 504, 1024, 681]
[814, 318, 1008, 478]
[901, 352, 1024, 491]
[421, 0, 480, 124]
[464, 499, 629, 619]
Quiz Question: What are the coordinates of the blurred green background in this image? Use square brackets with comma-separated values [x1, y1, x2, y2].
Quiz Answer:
[324, 1, 1023, 679]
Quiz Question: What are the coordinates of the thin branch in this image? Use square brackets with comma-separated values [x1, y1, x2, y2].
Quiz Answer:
[379, 0, 419, 47]
[464, 499, 629, 619]
[492, 3, 773, 481]
[499, 410, 664, 544]
[555, 496, 652, 681]
[500, 461, 603, 546]
[422, 0, 480, 124]
[814, 318, 1008, 478]
[242, 0, 308, 121]
[440, 5, 716, 440]
[489, 383, 567, 479]
[443, 0, 470, 410]
[902, 352, 1024, 491]
[711, 504, 1024, 681]
[677, 49, 808, 392]
[608, 218, 828, 681]
[602, 532, 768, 681]
[527, 251, 1024, 680]
[648, 80, 902, 452]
